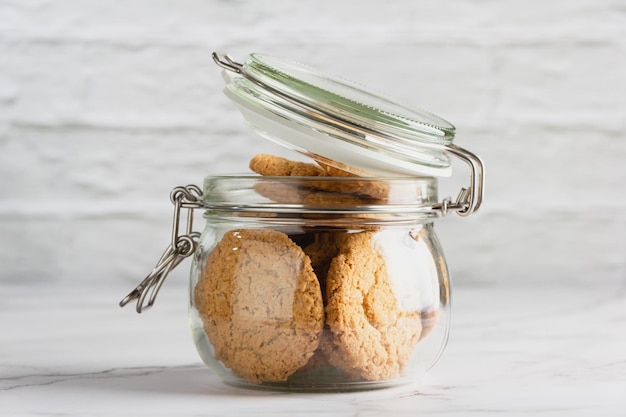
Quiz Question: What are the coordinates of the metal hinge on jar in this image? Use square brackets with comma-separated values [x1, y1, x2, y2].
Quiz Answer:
[432, 144, 484, 217]
[119, 185, 203, 313]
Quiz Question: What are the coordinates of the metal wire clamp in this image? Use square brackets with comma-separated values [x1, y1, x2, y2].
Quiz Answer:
[119, 185, 204, 313]
[432, 144, 485, 217]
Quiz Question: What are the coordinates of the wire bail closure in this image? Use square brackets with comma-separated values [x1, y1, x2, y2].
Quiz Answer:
[212, 52, 243, 73]
[119, 185, 203, 313]
[433, 144, 484, 217]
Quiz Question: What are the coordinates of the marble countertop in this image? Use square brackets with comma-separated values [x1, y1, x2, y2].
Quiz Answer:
[2, 281, 625, 416]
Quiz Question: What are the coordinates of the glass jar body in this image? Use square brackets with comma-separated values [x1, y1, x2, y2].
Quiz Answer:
[188, 182, 451, 391]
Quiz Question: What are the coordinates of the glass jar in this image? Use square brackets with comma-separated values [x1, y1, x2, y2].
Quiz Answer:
[120, 52, 484, 392]
[189, 175, 449, 391]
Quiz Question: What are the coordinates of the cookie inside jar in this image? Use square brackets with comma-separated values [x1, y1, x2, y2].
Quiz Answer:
[189, 154, 449, 391]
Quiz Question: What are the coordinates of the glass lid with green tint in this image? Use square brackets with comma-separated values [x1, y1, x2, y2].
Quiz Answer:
[213, 52, 456, 177]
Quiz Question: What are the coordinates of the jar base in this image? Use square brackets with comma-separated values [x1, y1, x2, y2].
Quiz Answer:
[222, 367, 413, 393]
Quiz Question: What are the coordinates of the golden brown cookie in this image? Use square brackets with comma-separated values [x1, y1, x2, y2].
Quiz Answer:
[303, 232, 347, 301]
[323, 232, 422, 381]
[317, 162, 390, 200]
[317, 162, 357, 177]
[301, 193, 385, 231]
[249, 154, 390, 201]
[252, 181, 310, 205]
[194, 229, 324, 383]
[250, 154, 327, 177]
[252, 182, 383, 209]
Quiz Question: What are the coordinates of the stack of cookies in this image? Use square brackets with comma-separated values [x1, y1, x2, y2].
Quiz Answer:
[193, 155, 433, 384]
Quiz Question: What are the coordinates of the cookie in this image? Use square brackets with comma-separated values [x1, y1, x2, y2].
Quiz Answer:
[323, 231, 423, 381]
[194, 229, 324, 382]
[317, 161, 357, 177]
[249, 154, 390, 201]
[253, 181, 383, 209]
[250, 154, 327, 177]
[316, 162, 390, 201]
[252, 181, 310, 205]
[303, 232, 347, 302]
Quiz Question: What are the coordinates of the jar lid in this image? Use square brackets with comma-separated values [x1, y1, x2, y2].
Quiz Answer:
[213, 53, 456, 177]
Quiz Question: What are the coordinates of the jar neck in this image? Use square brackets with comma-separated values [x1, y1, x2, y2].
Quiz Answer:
[203, 175, 439, 210]
[203, 208, 438, 227]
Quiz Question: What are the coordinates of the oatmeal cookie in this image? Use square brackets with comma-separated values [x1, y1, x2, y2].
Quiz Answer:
[249, 154, 389, 201]
[303, 232, 347, 302]
[249, 154, 327, 177]
[194, 229, 324, 382]
[323, 231, 423, 381]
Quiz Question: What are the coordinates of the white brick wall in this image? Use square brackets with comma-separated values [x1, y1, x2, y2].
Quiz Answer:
[1, 0, 625, 288]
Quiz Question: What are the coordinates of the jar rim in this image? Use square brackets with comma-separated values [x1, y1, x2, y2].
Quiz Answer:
[202, 174, 439, 215]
